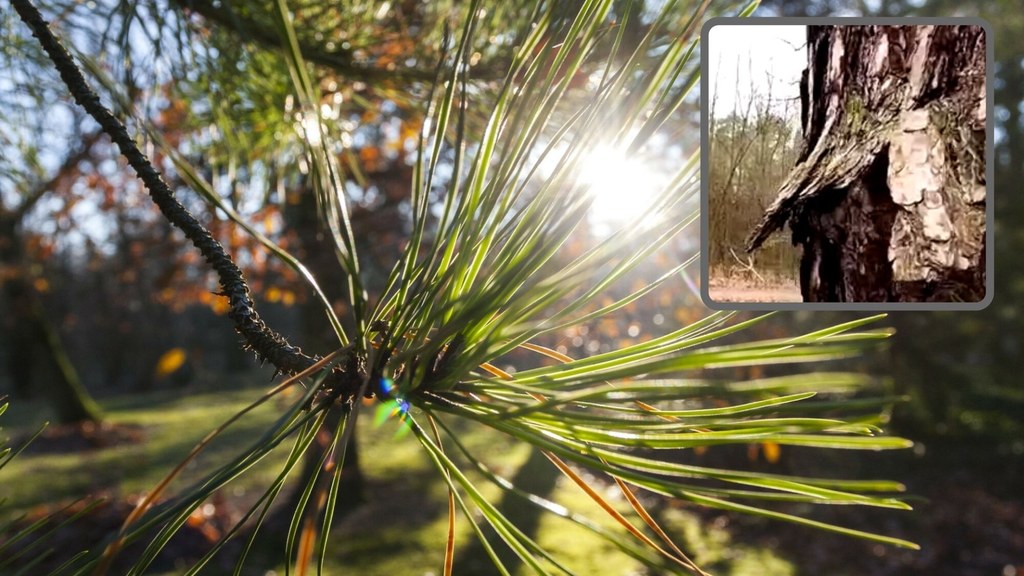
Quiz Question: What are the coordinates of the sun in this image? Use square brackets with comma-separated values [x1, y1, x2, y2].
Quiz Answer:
[578, 144, 667, 233]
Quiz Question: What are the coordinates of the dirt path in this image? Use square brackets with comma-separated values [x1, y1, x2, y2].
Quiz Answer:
[708, 285, 802, 303]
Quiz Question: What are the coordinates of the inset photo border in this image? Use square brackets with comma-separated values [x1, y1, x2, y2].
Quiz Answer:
[699, 17, 994, 311]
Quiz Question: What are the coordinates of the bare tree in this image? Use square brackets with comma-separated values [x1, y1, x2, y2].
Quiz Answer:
[747, 24, 987, 302]
[708, 61, 801, 282]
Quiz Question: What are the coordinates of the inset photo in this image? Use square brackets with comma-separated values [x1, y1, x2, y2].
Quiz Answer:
[701, 19, 992, 309]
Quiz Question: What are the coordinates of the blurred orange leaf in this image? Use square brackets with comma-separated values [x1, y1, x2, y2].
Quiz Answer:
[210, 296, 230, 315]
[281, 289, 296, 307]
[263, 212, 279, 234]
[265, 286, 282, 303]
[360, 146, 381, 171]
[186, 507, 221, 543]
[154, 348, 187, 378]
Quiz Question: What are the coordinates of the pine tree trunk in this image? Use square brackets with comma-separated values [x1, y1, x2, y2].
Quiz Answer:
[29, 294, 104, 423]
[285, 180, 365, 513]
[0, 215, 102, 422]
[747, 24, 987, 302]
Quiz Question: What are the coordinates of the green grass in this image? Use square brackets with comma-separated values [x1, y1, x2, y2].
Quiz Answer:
[1, 385, 289, 517]
[1, 380, 795, 575]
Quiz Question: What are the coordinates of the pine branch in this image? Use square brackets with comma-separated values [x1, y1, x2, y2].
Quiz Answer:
[175, 0, 506, 83]
[11, 0, 363, 402]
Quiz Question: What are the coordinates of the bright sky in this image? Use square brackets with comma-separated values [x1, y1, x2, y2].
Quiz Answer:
[707, 25, 807, 119]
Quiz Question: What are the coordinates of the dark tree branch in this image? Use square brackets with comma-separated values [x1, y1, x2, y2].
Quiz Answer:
[13, 131, 102, 220]
[11, 0, 364, 401]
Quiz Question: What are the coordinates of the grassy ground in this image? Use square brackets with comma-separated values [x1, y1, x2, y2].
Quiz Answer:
[1, 379, 797, 575]
[8, 380, 1020, 575]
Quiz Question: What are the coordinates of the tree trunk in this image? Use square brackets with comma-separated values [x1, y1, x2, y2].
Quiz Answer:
[0, 216, 103, 422]
[747, 24, 987, 302]
[29, 294, 104, 423]
[284, 179, 365, 514]
[450, 448, 561, 574]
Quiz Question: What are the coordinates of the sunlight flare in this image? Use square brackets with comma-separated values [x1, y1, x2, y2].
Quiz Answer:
[579, 144, 667, 232]
[299, 113, 323, 147]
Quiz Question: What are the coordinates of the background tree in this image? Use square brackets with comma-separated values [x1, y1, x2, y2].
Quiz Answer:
[707, 80, 802, 290]
[0, 31, 103, 423]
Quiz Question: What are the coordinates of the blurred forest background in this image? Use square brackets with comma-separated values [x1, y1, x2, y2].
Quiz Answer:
[1, 0, 1022, 574]
[707, 68, 803, 301]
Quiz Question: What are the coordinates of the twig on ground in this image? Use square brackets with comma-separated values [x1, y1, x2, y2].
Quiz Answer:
[730, 247, 765, 283]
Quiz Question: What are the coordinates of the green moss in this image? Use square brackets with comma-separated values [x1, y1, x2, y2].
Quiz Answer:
[0, 386, 290, 517]
[844, 94, 867, 135]
[661, 507, 796, 575]
[730, 548, 797, 576]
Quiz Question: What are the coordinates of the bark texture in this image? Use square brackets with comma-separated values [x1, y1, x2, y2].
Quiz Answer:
[747, 25, 987, 302]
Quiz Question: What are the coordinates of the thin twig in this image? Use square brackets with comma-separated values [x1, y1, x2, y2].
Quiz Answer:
[730, 247, 765, 283]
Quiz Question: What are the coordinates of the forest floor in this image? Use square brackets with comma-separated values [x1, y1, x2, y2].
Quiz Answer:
[701, 442, 1024, 576]
[707, 269, 802, 303]
[708, 285, 803, 303]
[2, 382, 1022, 575]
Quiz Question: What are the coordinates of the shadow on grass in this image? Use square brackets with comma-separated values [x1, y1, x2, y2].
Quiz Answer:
[450, 447, 561, 574]
[219, 463, 447, 576]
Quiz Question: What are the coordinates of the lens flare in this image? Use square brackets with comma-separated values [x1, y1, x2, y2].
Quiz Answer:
[578, 145, 667, 233]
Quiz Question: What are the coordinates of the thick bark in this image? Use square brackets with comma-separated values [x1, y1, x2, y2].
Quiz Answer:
[747, 25, 987, 302]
